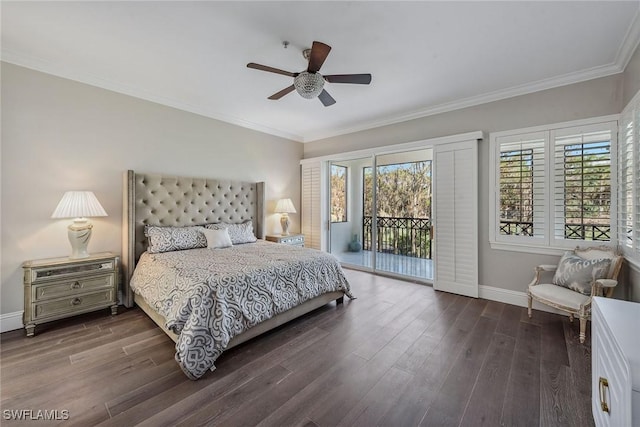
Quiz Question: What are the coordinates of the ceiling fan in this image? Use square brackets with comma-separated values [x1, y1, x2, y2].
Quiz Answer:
[247, 41, 372, 107]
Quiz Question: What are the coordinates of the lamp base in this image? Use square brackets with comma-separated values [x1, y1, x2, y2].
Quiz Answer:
[280, 214, 291, 236]
[68, 219, 93, 259]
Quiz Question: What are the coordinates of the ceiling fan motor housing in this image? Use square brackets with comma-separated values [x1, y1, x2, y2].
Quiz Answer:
[294, 72, 325, 99]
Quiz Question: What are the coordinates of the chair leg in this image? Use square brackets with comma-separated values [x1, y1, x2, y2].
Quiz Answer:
[527, 295, 532, 318]
[579, 316, 587, 344]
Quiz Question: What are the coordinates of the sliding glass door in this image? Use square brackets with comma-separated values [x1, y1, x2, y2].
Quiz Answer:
[329, 157, 374, 269]
[329, 149, 433, 282]
[372, 150, 433, 280]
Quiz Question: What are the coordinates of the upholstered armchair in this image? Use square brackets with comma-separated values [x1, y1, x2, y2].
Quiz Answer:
[527, 246, 623, 343]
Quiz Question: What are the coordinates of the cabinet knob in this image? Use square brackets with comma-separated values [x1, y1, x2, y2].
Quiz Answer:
[599, 376, 610, 413]
[71, 298, 82, 306]
[71, 281, 81, 289]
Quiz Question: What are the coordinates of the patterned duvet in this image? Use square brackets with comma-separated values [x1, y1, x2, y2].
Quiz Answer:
[130, 240, 353, 379]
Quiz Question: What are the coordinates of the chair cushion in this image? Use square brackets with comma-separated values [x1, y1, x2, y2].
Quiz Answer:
[552, 251, 611, 295]
[529, 283, 590, 311]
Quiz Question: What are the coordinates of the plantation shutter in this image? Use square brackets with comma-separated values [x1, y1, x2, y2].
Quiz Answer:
[551, 122, 616, 245]
[619, 111, 635, 251]
[433, 138, 479, 298]
[495, 132, 546, 243]
[619, 93, 640, 261]
[301, 162, 323, 250]
[636, 106, 640, 259]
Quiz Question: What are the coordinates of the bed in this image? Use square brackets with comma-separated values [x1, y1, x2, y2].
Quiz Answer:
[121, 170, 352, 379]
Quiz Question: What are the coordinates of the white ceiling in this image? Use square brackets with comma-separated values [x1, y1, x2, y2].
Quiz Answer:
[2, 1, 640, 142]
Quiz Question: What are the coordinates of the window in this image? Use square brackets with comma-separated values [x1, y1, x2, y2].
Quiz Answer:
[330, 164, 347, 222]
[618, 92, 640, 263]
[553, 126, 612, 242]
[496, 133, 546, 242]
[490, 117, 617, 253]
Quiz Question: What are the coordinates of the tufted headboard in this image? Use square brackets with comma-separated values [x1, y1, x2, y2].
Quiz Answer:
[121, 170, 265, 307]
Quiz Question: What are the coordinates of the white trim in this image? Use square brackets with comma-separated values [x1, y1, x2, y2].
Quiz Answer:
[302, 65, 624, 142]
[479, 285, 565, 316]
[616, 7, 640, 71]
[301, 131, 484, 164]
[489, 242, 570, 256]
[0, 311, 24, 333]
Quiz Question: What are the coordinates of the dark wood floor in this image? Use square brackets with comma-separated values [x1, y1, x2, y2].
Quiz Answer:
[1, 269, 594, 426]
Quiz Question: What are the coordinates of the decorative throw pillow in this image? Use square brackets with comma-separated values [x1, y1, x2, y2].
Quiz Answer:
[145, 225, 207, 254]
[201, 228, 233, 249]
[552, 251, 612, 295]
[205, 220, 257, 244]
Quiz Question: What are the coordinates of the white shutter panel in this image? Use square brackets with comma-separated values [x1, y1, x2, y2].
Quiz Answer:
[433, 139, 479, 298]
[619, 112, 635, 252]
[551, 122, 615, 246]
[636, 106, 640, 259]
[495, 132, 546, 243]
[301, 162, 322, 250]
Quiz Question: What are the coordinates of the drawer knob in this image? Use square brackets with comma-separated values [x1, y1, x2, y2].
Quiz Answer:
[599, 376, 610, 413]
[71, 297, 82, 306]
[71, 281, 81, 289]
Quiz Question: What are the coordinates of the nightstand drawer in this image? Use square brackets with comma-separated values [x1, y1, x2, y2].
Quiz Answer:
[281, 236, 304, 245]
[32, 274, 114, 302]
[33, 289, 115, 320]
[266, 234, 305, 246]
[30, 260, 115, 283]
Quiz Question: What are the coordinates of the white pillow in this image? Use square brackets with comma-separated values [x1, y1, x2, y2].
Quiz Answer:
[205, 220, 257, 244]
[201, 228, 233, 249]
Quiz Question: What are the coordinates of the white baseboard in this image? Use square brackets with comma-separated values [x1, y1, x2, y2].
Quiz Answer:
[479, 285, 566, 316]
[0, 311, 24, 333]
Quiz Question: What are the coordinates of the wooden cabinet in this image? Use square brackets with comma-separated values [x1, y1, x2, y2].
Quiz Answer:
[23, 252, 119, 336]
[265, 234, 305, 247]
[592, 297, 640, 427]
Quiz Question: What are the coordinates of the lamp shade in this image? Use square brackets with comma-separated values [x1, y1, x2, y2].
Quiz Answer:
[275, 198, 296, 214]
[51, 191, 108, 219]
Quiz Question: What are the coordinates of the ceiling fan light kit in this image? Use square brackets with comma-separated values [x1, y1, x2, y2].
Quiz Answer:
[247, 40, 372, 107]
[294, 72, 325, 99]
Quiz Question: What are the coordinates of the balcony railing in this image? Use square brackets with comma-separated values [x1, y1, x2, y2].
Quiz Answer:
[363, 216, 432, 259]
[499, 220, 611, 241]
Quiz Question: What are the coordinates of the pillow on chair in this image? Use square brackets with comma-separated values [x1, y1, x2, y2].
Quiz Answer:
[552, 251, 612, 295]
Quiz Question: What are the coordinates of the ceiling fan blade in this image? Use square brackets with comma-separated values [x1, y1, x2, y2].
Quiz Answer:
[324, 74, 372, 84]
[318, 89, 336, 107]
[268, 85, 295, 100]
[247, 63, 297, 77]
[307, 41, 332, 73]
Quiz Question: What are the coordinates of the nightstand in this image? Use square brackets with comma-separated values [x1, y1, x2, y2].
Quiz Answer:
[22, 252, 119, 337]
[265, 234, 305, 247]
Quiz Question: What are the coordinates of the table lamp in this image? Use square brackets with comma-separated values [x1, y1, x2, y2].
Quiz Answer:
[275, 198, 296, 236]
[51, 191, 108, 259]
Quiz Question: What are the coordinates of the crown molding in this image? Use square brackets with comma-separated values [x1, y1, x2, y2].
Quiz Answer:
[0, 50, 304, 142]
[300, 61, 624, 142]
[616, 6, 640, 70]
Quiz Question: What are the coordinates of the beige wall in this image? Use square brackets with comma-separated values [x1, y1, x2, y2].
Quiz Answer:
[1, 63, 303, 316]
[304, 74, 631, 299]
[623, 42, 640, 106]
